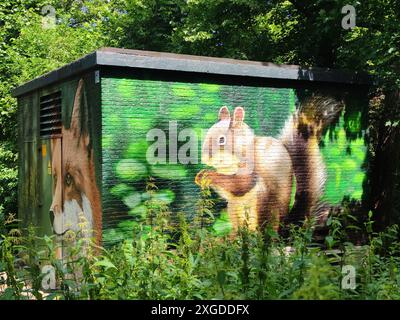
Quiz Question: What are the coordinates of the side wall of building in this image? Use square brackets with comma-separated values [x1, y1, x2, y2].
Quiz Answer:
[18, 72, 102, 243]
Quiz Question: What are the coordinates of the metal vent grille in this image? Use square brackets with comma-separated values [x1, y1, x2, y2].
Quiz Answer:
[39, 91, 62, 137]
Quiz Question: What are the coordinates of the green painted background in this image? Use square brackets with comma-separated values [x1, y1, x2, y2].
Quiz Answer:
[101, 77, 366, 245]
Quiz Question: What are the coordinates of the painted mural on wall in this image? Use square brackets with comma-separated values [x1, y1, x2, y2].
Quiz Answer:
[101, 78, 367, 245]
[49, 79, 102, 245]
[196, 96, 342, 233]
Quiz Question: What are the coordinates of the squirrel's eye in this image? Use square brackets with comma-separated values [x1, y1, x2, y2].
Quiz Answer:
[65, 173, 73, 186]
[218, 135, 226, 146]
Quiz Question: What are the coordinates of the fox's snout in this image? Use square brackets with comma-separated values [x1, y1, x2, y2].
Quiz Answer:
[49, 197, 62, 228]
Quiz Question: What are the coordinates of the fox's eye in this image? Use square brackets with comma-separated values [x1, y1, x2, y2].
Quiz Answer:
[218, 135, 226, 146]
[65, 173, 73, 186]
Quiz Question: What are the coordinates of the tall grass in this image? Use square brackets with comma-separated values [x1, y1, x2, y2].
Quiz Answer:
[1, 180, 400, 300]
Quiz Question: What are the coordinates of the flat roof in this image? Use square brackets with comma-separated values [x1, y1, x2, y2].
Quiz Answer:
[12, 47, 372, 97]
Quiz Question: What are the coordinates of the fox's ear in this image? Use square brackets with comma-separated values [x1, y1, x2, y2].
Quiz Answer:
[70, 79, 84, 138]
[218, 106, 230, 121]
[70, 79, 84, 135]
[233, 106, 245, 125]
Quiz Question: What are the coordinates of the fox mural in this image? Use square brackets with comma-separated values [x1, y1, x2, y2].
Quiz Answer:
[196, 96, 343, 234]
[49, 79, 102, 246]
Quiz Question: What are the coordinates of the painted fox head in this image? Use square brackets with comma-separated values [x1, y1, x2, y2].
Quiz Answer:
[50, 79, 101, 244]
[201, 106, 255, 175]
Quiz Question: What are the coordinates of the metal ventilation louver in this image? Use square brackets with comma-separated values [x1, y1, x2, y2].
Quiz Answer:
[39, 91, 62, 137]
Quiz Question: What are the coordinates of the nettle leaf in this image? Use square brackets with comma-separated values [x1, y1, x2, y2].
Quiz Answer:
[217, 270, 226, 286]
[325, 236, 335, 248]
[94, 258, 117, 271]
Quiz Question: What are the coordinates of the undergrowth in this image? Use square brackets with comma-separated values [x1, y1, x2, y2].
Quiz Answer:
[1, 180, 400, 300]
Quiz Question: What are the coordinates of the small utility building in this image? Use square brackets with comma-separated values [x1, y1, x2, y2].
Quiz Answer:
[13, 48, 370, 245]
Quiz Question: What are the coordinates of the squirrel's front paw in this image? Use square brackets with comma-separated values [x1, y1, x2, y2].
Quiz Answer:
[195, 169, 212, 187]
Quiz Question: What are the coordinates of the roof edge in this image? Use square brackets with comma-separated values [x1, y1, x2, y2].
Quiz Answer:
[12, 48, 372, 97]
[12, 51, 98, 97]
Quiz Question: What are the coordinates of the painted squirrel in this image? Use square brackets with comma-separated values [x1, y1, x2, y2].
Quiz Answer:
[195, 96, 343, 234]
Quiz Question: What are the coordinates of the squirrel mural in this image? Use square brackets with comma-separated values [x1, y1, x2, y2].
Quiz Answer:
[195, 96, 343, 234]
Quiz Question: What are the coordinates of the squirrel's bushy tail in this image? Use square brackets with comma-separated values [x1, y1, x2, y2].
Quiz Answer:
[279, 95, 344, 225]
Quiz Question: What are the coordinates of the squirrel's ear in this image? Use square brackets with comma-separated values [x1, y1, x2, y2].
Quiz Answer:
[218, 106, 230, 121]
[233, 106, 245, 124]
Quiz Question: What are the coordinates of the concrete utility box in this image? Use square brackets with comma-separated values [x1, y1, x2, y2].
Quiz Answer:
[13, 48, 371, 246]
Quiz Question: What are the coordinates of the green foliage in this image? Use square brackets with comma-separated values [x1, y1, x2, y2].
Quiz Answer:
[2, 191, 400, 300]
[0, 0, 399, 300]
[0, 143, 17, 215]
[1, 0, 399, 235]
[321, 116, 367, 203]
[0, 0, 120, 220]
